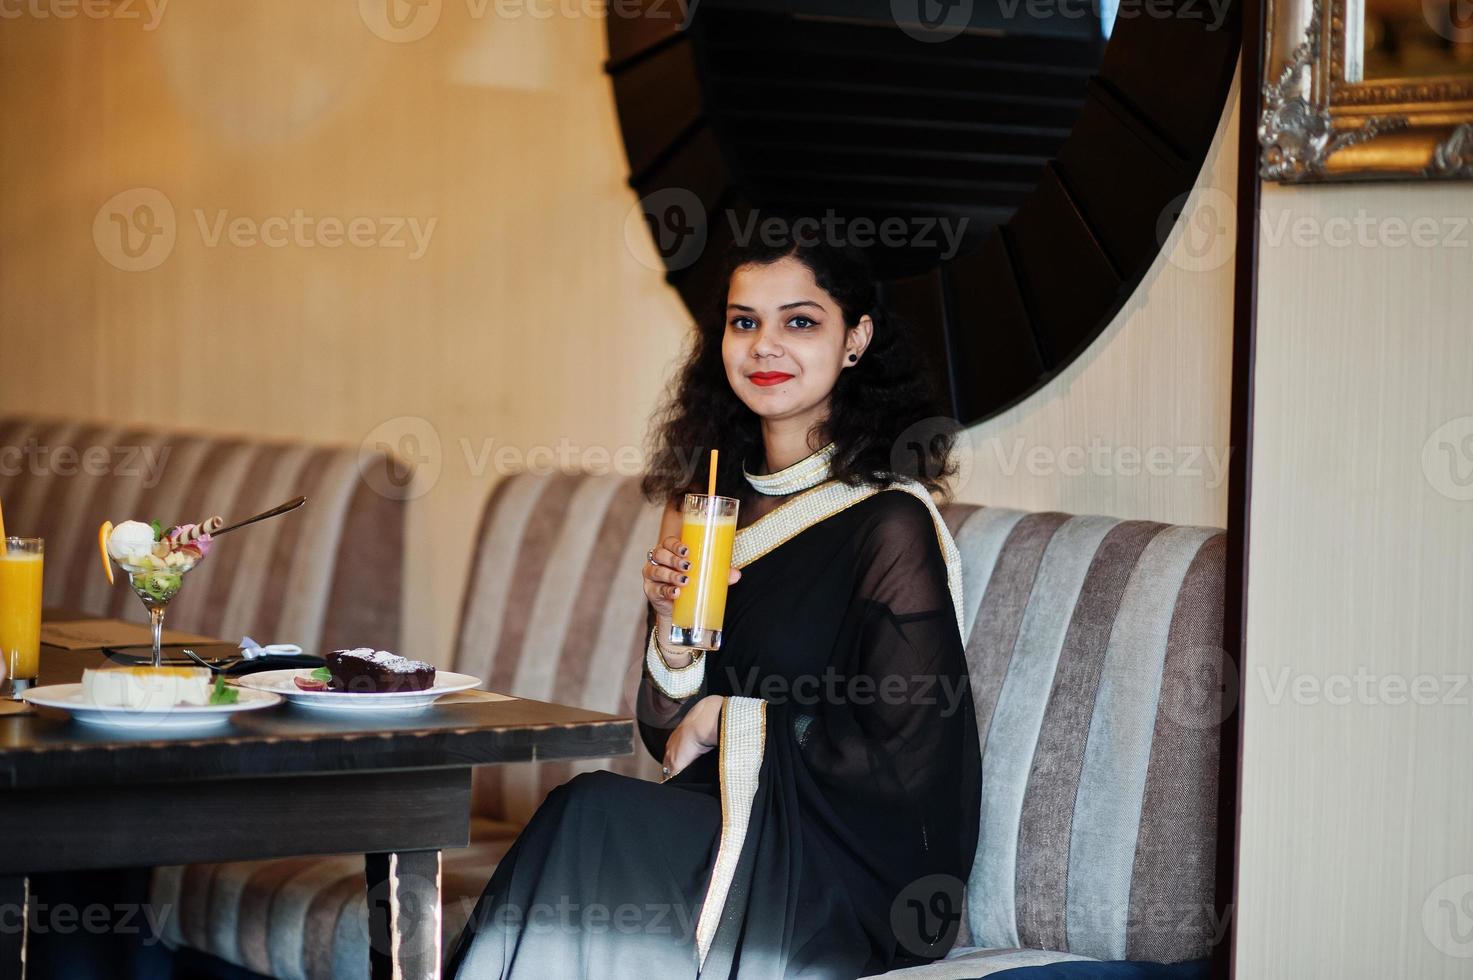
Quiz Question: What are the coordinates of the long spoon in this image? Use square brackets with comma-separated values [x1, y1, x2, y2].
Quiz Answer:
[209, 496, 307, 538]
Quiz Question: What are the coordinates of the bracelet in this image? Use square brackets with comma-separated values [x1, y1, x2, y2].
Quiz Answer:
[645, 625, 705, 700]
[653, 626, 702, 670]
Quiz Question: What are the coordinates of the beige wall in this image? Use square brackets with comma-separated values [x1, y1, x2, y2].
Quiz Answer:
[0, 2, 689, 665]
[1237, 180, 1473, 976]
[953, 77, 1240, 530]
[0, 4, 1242, 666]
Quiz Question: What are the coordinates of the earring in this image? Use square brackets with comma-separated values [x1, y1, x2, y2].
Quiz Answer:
[847, 353, 858, 362]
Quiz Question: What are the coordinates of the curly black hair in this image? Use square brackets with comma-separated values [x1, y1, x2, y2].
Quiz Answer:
[640, 236, 958, 507]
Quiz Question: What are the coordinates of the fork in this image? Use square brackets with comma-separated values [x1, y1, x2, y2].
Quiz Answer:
[181, 648, 243, 673]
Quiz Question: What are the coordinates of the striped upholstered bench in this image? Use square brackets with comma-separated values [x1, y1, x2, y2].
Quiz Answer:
[0, 416, 401, 651]
[154, 473, 1225, 978]
[868, 509, 1226, 976]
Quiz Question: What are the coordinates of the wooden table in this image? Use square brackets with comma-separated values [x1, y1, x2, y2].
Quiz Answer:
[0, 616, 633, 980]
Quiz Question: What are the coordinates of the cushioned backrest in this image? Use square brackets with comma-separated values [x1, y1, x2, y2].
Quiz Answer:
[454, 472, 665, 825]
[0, 416, 402, 653]
[939, 503, 1225, 964]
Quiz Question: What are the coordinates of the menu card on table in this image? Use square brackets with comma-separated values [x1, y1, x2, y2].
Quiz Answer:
[40, 619, 217, 652]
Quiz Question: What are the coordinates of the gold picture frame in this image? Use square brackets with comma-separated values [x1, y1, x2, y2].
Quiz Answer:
[1260, 0, 1473, 180]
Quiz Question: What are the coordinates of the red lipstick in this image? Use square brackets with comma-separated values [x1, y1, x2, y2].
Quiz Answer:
[749, 372, 794, 387]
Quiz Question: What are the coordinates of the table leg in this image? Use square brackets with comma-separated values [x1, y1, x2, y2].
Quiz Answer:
[0, 875, 26, 979]
[366, 850, 442, 980]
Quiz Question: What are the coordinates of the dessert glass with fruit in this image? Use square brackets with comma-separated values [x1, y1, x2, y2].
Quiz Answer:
[100, 518, 219, 669]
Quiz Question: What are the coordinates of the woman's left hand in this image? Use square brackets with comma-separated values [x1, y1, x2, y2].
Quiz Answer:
[663, 695, 724, 778]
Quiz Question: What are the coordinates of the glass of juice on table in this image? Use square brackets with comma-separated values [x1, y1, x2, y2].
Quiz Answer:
[0, 538, 43, 698]
[668, 494, 739, 651]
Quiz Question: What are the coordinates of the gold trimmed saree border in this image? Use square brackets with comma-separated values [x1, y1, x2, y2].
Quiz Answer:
[732, 478, 965, 637]
[695, 695, 767, 969]
[645, 627, 705, 700]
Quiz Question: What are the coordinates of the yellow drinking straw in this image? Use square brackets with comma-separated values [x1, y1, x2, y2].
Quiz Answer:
[0, 496, 7, 555]
[707, 449, 718, 498]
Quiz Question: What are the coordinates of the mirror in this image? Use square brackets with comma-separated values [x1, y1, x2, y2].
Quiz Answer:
[1262, 0, 1473, 180]
[608, 0, 1242, 424]
[1358, 0, 1473, 80]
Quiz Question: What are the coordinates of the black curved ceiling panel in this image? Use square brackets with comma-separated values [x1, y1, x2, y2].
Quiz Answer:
[608, 40, 704, 177]
[1008, 166, 1125, 368]
[603, 2, 681, 65]
[880, 269, 959, 420]
[1096, 0, 1241, 156]
[631, 127, 727, 222]
[946, 234, 1049, 422]
[665, 194, 751, 319]
[606, 0, 1240, 425]
[1053, 83, 1192, 277]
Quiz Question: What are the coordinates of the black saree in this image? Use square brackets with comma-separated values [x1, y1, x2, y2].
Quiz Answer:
[448, 481, 981, 980]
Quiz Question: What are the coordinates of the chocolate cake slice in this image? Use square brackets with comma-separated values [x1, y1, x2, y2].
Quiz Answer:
[326, 648, 436, 693]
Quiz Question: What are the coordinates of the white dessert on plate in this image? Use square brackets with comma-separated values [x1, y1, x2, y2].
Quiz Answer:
[81, 665, 212, 710]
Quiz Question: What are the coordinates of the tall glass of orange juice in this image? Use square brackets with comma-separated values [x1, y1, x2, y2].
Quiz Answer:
[0, 537, 43, 698]
[668, 494, 738, 651]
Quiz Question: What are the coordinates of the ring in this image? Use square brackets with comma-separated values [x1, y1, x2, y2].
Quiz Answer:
[648, 549, 657, 565]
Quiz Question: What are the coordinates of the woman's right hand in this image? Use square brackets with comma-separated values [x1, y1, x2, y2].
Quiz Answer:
[643, 534, 742, 619]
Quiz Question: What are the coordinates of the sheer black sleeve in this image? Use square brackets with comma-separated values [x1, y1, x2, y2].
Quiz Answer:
[788, 491, 979, 878]
[636, 603, 705, 763]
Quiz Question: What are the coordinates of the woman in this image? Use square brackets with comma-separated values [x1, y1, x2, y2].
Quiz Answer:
[448, 238, 981, 979]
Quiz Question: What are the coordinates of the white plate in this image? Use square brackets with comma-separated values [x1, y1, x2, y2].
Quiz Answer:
[234, 668, 481, 712]
[22, 683, 282, 730]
